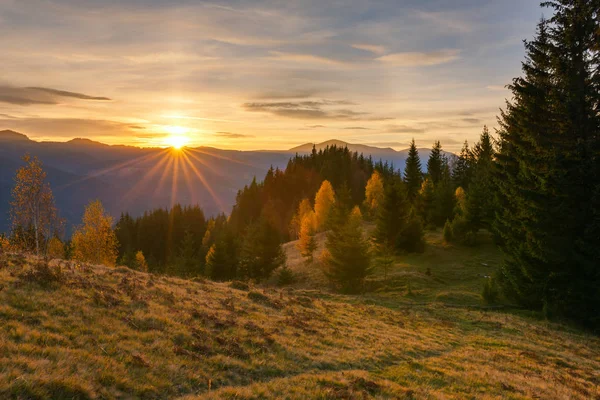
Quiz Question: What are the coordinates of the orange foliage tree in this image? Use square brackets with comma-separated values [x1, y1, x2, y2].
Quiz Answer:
[10, 154, 61, 255]
[72, 200, 118, 266]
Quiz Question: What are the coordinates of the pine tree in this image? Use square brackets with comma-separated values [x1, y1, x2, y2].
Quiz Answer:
[403, 139, 423, 201]
[373, 179, 414, 253]
[175, 231, 202, 277]
[426, 141, 443, 185]
[322, 204, 371, 293]
[239, 218, 286, 282]
[452, 141, 473, 189]
[432, 161, 456, 227]
[496, 4, 600, 328]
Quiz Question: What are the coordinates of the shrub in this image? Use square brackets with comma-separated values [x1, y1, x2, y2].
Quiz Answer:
[19, 260, 63, 287]
[396, 210, 425, 253]
[482, 277, 500, 304]
[443, 220, 453, 242]
[276, 266, 296, 286]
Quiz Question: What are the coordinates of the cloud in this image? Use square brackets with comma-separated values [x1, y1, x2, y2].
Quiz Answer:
[351, 44, 386, 55]
[242, 100, 370, 120]
[214, 131, 254, 139]
[267, 51, 346, 66]
[254, 90, 323, 100]
[344, 126, 371, 130]
[377, 49, 461, 67]
[26, 87, 111, 101]
[0, 85, 110, 106]
[364, 141, 409, 148]
[307, 125, 326, 128]
[384, 124, 426, 134]
[0, 117, 135, 137]
[462, 118, 481, 124]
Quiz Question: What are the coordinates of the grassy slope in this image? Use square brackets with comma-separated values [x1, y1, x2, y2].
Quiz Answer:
[1, 232, 599, 399]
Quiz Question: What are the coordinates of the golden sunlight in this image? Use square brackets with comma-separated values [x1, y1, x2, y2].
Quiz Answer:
[163, 126, 190, 149]
[164, 134, 189, 149]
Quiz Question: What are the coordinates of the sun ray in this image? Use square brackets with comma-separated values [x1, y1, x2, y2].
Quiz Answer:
[180, 157, 198, 205]
[187, 147, 258, 168]
[121, 151, 172, 206]
[180, 151, 227, 213]
[55, 150, 164, 192]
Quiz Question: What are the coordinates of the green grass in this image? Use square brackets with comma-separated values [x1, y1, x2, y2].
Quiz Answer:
[1, 231, 599, 399]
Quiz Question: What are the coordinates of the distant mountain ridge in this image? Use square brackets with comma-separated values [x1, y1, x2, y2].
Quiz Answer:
[0, 131, 453, 232]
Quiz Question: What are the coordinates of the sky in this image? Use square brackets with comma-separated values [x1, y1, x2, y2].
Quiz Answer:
[0, 0, 546, 151]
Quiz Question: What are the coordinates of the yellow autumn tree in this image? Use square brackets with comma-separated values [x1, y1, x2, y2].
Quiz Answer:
[297, 210, 318, 264]
[314, 180, 335, 231]
[135, 251, 148, 272]
[72, 200, 118, 266]
[46, 237, 65, 259]
[364, 171, 384, 217]
[289, 198, 313, 238]
[10, 154, 61, 255]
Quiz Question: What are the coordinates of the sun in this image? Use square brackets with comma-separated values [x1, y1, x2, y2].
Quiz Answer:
[165, 135, 188, 149]
[163, 126, 190, 149]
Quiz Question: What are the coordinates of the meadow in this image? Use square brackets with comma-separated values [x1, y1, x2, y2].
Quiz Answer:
[1, 231, 599, 399]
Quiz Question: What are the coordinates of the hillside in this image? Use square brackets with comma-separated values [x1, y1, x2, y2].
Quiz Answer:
[1, 232, 599, 399]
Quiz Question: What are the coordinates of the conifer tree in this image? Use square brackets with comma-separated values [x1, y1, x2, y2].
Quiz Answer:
[496, 4, 600, 327]
[322, 204, 371, 293]
[239, 218, 286, 282]
[426, 141, 443, 185]
[452, 141, 473, 189]
[403, 139, 423, 201]
[373, 179, 413, 253]
[289, 198, 313, 239]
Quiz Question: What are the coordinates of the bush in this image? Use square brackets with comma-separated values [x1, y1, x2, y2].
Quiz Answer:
[19, 260, 63, 287]
[396, 210, 425, 253]
[482, 277, 500, 304]
[276, 266, 296, 286]
[443, 220, 453, 242]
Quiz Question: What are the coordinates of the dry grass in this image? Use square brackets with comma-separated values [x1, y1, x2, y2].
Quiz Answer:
[1, 233, 599, 399]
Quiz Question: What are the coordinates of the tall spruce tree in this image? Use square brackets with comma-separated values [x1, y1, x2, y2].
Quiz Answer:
[496, 3, 600, 328]
[426, 141, 443, 185]
[403, 139, 423, 201]
[452, 141, 473, 190]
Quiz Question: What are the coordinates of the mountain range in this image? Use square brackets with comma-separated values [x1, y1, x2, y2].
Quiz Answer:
[0, 130, 451, 232]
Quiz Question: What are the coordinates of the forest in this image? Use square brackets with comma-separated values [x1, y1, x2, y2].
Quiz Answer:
[1, 0, 599, 332]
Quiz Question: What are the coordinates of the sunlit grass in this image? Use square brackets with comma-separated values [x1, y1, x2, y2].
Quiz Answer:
[1, 233, 599, 399]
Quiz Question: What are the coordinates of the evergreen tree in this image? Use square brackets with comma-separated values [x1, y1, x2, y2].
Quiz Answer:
[426, 141, 443, 185]
[373, 179, 415, 253]
[205, 230, 239, 281]
[452, 141, 473, 189]
[239, 218, 286, 282]
[432, 161, 456, 227]
[496, 4, 600, 328]
[322, 204, 371, 293]
[174, 231, 202, 277]
[403, 139, 423, 201]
